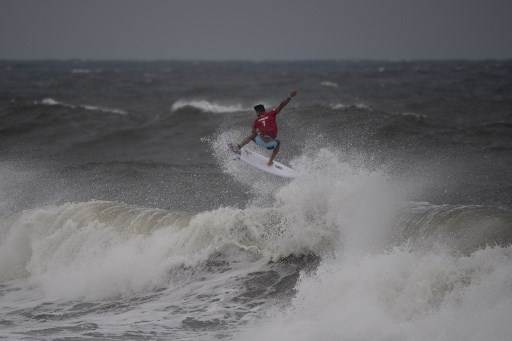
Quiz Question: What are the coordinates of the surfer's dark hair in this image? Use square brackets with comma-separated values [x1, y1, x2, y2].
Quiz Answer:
[254, 104, 265, 113]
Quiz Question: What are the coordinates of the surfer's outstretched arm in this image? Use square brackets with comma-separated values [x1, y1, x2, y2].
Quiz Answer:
[275, 90, 298, 114]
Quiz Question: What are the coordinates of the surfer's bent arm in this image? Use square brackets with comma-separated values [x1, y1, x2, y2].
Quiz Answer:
[275, 90, 298, 114]
[239, 129, 257, 148]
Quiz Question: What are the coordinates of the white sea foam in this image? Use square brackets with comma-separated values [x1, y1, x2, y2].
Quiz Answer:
[211, 137, 512, 340]
[81, 105, 127, 115]
[330, 102, 370, 110]
[171, 99, 246, 113]
[320, 81, 339, 88]
[331, 103, 348, 109]
[38, 98, 127, 115]
[240, 245, 512, 341]
[213, 133, 399, 256]
[227, 148, 512, 341]
[0, 201, 277, 300]
[401, 111, 428, 119]
[40, 97, 60, 106]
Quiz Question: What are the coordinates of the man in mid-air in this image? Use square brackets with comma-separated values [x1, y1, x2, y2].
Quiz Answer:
[232, 90, 297, 166]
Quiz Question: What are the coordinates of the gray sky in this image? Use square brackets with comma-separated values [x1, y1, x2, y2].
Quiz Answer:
[1, 0, 511, 60]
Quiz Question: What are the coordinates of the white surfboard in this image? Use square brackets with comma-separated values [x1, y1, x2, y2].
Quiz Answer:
[227, 143, 297, 178]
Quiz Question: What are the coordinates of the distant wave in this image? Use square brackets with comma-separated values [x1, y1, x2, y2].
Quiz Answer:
[331, 103, 348, 109]
[37, 98, 127, 115]
[330, 102, 370, 109]
[399, 112, 428, 119]
[320, 81, 339, 88]
[40, 98, 60, 106]
[80, 105, 127, 115]
[171, 99, 246, 113]
[71, 69, 94, 74]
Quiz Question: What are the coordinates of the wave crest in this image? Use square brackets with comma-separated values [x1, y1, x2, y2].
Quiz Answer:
[37, 98, 128, 115]
[171, 99, 246, 113]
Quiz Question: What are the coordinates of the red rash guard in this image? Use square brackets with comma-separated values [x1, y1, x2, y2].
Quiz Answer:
[252, 109, 278, 138]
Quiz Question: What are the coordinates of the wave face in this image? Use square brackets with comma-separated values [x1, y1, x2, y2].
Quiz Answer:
[1, 60, 512, 340]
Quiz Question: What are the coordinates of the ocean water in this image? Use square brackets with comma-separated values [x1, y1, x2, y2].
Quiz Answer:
[0, 60, 511, 340]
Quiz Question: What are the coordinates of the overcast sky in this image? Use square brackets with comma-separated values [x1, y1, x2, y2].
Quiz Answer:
[1, 0, 511, 60]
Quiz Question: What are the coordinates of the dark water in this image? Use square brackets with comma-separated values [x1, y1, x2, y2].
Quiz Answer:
[0, 60, 511, 340]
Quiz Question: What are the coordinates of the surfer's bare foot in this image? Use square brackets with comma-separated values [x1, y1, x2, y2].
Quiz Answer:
[267, 160, 274, 166]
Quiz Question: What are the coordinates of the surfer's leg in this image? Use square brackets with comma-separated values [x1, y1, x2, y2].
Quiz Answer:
[238, 132, 257, 150]
[268, 140, 280, 166]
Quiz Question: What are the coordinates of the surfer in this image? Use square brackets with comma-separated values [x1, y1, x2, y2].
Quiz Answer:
[232, 90, 297, 166]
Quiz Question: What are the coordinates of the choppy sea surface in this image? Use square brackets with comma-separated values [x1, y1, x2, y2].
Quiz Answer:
[1, 60, 511, 340]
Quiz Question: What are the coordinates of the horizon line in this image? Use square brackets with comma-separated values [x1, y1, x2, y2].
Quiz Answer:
[1, 57, 511, 63]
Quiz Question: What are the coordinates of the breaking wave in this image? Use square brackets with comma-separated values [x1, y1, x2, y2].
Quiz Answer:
[171, 99, 246, 113]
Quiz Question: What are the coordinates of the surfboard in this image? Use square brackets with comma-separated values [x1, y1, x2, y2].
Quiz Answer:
[227, 143, 297, 178]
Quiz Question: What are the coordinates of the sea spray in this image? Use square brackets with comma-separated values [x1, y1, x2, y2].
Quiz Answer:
[239, 245, 512, 341]
[233, 152, 512, 340]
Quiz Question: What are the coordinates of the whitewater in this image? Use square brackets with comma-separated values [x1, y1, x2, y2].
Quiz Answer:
[1, 60, 511, 340]
[2, 149, 511, 340]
